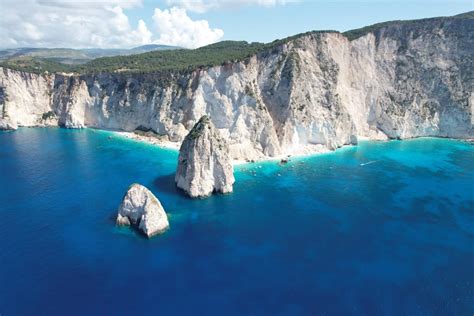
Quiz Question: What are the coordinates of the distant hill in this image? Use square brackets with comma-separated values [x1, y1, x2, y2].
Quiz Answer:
[131, 44, 178, 53]
[0, 44, 180, 65]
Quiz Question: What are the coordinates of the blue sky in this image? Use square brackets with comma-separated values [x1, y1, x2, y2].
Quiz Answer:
[130, 0, 472, 42]
[0, 0, 471, 49]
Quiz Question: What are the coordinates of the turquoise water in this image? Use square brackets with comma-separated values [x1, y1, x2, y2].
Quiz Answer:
[0, 128, 473, 315]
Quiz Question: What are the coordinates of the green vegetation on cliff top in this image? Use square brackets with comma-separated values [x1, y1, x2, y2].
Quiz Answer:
[1, 41, 267, 75]
[0, 34, 337, 74]
[1, 11, 471, 75]
[188, 115, 211, 140]
[343, 11, 473, 40]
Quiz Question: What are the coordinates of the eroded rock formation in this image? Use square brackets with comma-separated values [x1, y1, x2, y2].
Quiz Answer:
[175, 116, 235, 198]
[116, 183, 169, 237]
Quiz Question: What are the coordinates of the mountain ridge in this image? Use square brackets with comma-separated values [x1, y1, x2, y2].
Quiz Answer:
[0, 44, 181, 65]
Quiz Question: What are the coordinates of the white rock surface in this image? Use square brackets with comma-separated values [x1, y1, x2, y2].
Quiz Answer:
[116, 183, 169, 237]
[175, 115, 235, 198]
[0, 117, 17, 130]
[0, 68, 55, 127]
[0, 16, 472, 158]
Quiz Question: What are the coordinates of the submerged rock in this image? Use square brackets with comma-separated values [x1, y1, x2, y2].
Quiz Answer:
[116, 183, 169, 237]
[175, 115, 235, 198]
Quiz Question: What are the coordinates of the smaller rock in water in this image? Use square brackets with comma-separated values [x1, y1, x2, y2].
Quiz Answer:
[116, 183, 169, 238]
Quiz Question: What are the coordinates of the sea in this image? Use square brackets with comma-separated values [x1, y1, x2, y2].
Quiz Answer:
[0, 128, 472, 315]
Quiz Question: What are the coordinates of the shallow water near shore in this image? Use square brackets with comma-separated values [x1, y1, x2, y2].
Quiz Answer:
[0, 128, 473, 315]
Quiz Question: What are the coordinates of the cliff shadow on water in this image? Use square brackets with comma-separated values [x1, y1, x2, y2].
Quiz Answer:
[153, 173, 189, 198]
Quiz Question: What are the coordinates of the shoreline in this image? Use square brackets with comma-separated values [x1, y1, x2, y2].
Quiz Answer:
[110, 130, 474, 166]
[113, 131, 181, 151]
[4, 126, 472, 166]
[112, 130, 348, 166]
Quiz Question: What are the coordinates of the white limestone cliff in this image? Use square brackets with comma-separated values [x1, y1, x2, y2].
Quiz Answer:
[0, 15, 472, 159]
[0, 117, 17, 130]
[117, 183, 169, 237]
[175, 115, 235, 198]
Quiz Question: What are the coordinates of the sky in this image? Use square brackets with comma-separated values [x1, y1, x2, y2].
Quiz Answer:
[0, 0, 472, 49]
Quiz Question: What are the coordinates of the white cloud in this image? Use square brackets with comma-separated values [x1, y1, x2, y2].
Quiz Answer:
[0, 0, 151, 48]
[36, 0, 143, 10]
[0, 0, 223, 49]
[153, 7, 224, 48]
[166, 0, 296, 13]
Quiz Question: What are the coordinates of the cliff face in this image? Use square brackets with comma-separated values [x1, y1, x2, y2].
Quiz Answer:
[1, 15, 472, 158]
[175, 116, 235, 198]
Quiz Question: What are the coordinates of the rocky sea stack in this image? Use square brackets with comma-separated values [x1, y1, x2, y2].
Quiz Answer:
[175, 115, 235, 198]
[116, 184, 169, 237]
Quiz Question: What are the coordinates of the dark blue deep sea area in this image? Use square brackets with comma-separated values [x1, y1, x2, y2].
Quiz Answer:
[0, 128, 473, 316]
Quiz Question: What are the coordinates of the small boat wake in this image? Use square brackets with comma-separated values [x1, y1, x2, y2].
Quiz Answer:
[360, 160, 378, 166]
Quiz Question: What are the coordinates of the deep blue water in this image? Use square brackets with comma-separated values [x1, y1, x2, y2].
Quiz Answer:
[0, 128, 473, 316]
